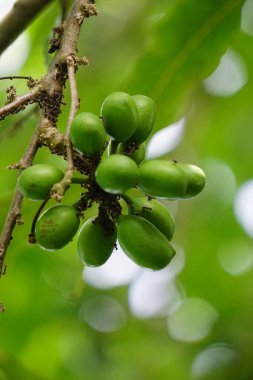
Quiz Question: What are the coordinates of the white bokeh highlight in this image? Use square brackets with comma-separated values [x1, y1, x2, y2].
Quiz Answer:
[0, 0, 15, 20]
[204, 49, 248, 97]
[167, 298, 218, 342]
[0, 33, 30, 75]
[202, 159, 237, 207]
[79, 295, 126, 333]
[191, 343, 239, 378]
[146, 117, 185, 159]
[128, 246, 185, 319]
[241, 0, 253, 36]
[83, 244, 140, 289]
[234, 180, 253, 238]
[218, 240, 253, 276]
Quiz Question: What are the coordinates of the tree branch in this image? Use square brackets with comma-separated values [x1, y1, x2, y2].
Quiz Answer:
[0, 0, 53, 55]
[0, 87, 40, 121]
[0, 0, 98, 277]
[0, 116, 42, 275]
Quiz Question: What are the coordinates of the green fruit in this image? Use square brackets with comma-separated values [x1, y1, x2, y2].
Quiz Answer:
[18, 164, 64, 201]
[117, 215, 175, 270]
[70, 112, 106, 155]
[77, 218, 117, 267]
[128, 196, 174, 240]
[101, 92, 138, 142]
[35, 205, 80, 250]
[117, 142, 146, 165]
[138, 159, 186, 199]
[176, 163, 206, 198]
[95, 154, 139, 194]
[128, 94, 156, 143]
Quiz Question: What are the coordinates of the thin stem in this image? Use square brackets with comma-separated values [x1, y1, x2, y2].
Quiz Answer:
[108, 139, 119, 155]
[29, 196, 50, 242]
[0, 76, 33, 81]
[0, 87, 40, 121]
[0, 117, 41, 276]
[71, 176, 89, 184]
[120, 194, 133, 210]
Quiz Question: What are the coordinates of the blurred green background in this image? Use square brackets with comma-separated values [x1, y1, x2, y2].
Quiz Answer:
[1, 0, 253, 379]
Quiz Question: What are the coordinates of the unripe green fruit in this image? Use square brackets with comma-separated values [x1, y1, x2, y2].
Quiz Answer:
[176, 163, 206, 198]
[18, 164, 64, 201]
[70, 112, 106, 155]
[100, 92, 138, 142]
[77, 218, 117, 267]
[95, 154, 139, 194]
[138, 159, 186, 199]
[35, 205, 80, 250]
[117, 142, 146, 165]
[128, 94, 156, 143]
[117, 215, 175, 270]
[128, 196, 174, 240]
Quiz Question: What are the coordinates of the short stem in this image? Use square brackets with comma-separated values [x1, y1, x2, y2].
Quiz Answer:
[0, 76, 32, 81]
[120, 194, 133, 210]
[29, 196, 50, 243]
[71, 176, 89, 185]
[108, 139, 119, 155]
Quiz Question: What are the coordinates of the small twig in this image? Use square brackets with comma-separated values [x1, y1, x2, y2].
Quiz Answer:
[120, 194, 133, 209]
[71, 175, 89, 184]
[51, 55, 80, 201]
[0, 87, 40, 121]
[0, 119, 41, 276]
[0, 76, 33, 81]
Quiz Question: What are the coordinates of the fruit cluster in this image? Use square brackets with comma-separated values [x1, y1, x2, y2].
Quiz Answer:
[18, 92, 205, 271]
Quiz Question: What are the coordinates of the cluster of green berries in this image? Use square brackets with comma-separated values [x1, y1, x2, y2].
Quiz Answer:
[18, 92, 205, 271]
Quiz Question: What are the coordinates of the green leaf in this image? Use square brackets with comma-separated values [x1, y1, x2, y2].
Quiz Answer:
[126, 0, 244, 128]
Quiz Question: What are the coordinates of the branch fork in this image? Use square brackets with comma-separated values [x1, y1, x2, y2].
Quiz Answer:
[0, 0, 97, 279]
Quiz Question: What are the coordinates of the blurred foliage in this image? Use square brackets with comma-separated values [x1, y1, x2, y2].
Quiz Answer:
[1, 0, 253, 379]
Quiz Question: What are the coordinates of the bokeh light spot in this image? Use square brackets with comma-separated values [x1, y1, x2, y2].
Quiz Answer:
[146, 117, 185, 159]
[204, 49, 248, 97]
[241, 0, 253, 36]
[79, 295, 126, 333]
[128, 268, 183, 319]
[0, 0, 15, 20]
[0, 33, 30, 75]
[234, 180, 253, 238]
[218, 240, 253, 276]
[83, 244, 140, 289]
[167, 298, 218, 342]
[202, 159, 237, 207]
[191, 343, 239, 378]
